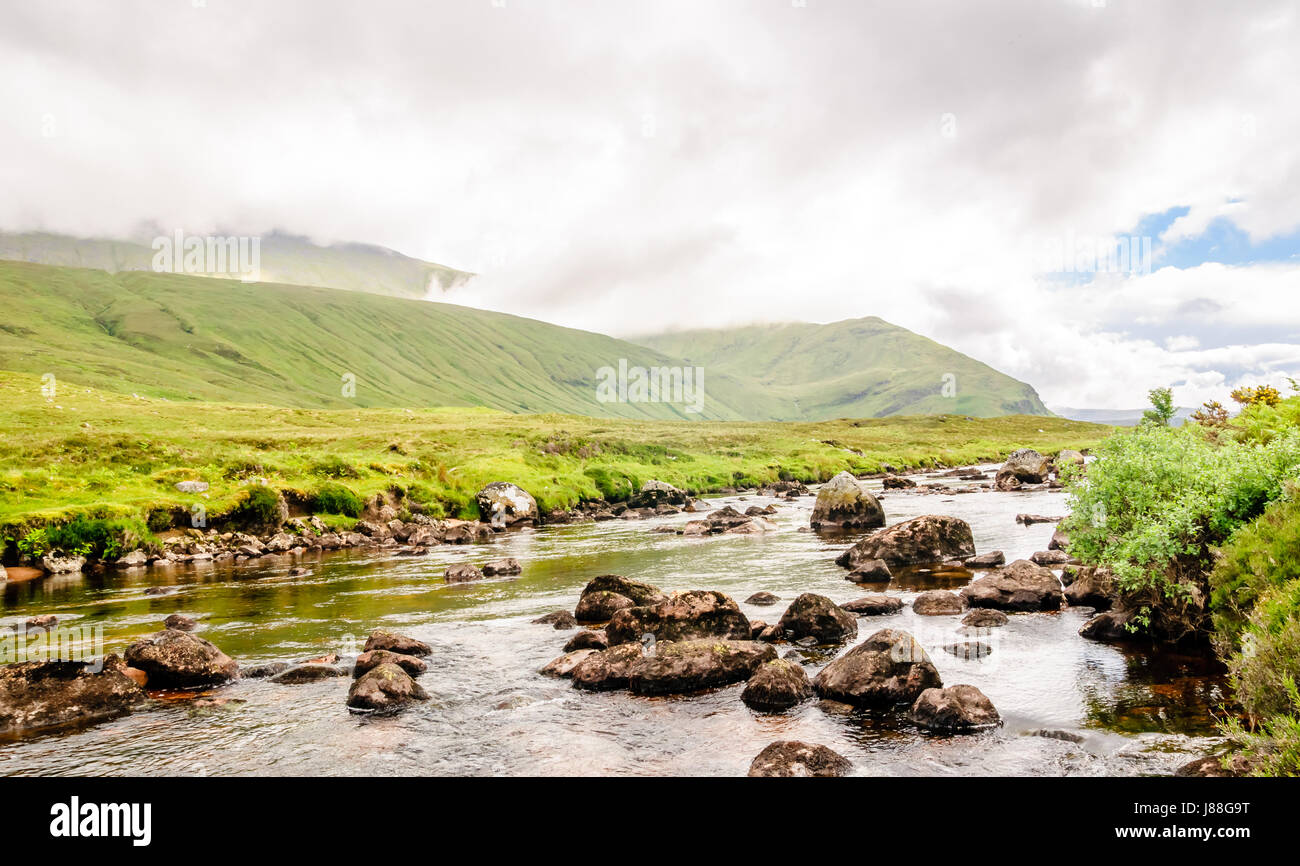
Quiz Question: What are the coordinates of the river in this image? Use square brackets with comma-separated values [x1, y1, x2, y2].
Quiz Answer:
[0, 465, 1225, 776]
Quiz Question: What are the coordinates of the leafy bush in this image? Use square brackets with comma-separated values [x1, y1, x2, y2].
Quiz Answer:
[1210, 491, 1300, 651]
[583, 466, 638, 502]
[309, 482, 363, 517]
[1228, 579, 1300, 720]
[228, 484, 284, 528]
[1063, 423, 1300, 640]
[44, 516, 156, 560]
[1220, 677, 1300, 776]
[17, 527, 50, 558]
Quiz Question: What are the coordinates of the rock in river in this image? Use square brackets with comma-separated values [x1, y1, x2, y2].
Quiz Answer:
[908, 684, 1001, 731]
[995, 448, 1052, 489]
[741, 658, 813, 711]
[482, 558, 522, 577]
[0, 655, 146, 736]
[912, 590, 965, 616]
[532, 610, 578, 630]
[574, 574, 668, 624]
[354, 649, 428, 677]
[747, 741, 852, 777]
[363, 629, 432, 657]
[1063, 566, 1116, 610]
[575, 591, 635, 623]
[163, 614, 197, 631]
[961, 608, 1008, 628]
[960, 559, 1064, 612]
[745, 591, 780, 605]
[570, 643, 645, 691]
[841, 594, 905, 616]
[605, 590, 751, 646]
[810, 471, 885, 530]
[563, 630, 609, 652]
[474, 481, 538, 527]
[836, 515, 975, 570]
[627, 639, 776, 696]
[629, 479, 689, 509]
[445, 562, 484, 583]
[271, 664, 349, 684]
[539, 649, 597, 678]
[346, 663, 430, 712]
[812, 629, 942, 708]
[845, 558, 893, 583]
[124, 630, 239, 688]
[776, 593, 857, 644]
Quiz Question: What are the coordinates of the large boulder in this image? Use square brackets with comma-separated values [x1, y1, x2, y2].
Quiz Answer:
[354, 649, 427, 677]
[747, 741, 852, 777]
[270, 664, 349, 684]
[363, 629, 432, 657]
[995, 449, 1052, 489]
[570, 643, 645, 691]
[40, 554, 85, 574]
[841, 594, 905, 616]
[908, 685, 1001, 731]
[629, 480, 688, 509]
[475, 482, 538, 527]
[1079, 609, 1135, 642]
[681, 506, 775, 536]
[845, 559, 893, 583]
[1064, 566, 1116, 610]
[124, 630, 238, 688]
[812, 629, 942, 707]
[0, 655, 146, 735]
[961, 559, 1064, 612]
[912, 590, 966, 616]
[539, 649, 597, 678]
[605, 590, 751, 646]
[836, 515, 976, 570]
[627, 640, 776, 696]
[575, 591, 634, 623]
[445, 562, 484, 583]
[1057, 449, 1086, 470]
[346, 663, 430, 712]
[776, 593, 857, 644]
[574, 574, 668, 624]
[741, 658, 813, 711]
[811, 471, 885, 529]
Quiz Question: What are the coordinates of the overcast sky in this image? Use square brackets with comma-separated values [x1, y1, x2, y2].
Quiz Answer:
[3, 0, 1299, 409]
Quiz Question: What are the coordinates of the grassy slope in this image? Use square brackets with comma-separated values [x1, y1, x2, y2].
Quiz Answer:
[0, 230, 472, 299]
[634, 318, 1050, 418]
[0, 260, 776, 420]
[0, 370, 1110, 529]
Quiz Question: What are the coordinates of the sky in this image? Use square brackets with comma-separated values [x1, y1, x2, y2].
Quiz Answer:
[2, 0, 1298, 410]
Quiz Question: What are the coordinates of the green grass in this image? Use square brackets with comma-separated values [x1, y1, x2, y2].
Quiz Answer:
[0, 370, 1110, 538]
[633, 318, 1050, 418]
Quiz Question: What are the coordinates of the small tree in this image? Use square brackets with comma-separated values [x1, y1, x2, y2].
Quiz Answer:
[1231, 385, 1282, 408]
[1141, 386, 1176, 427]
[1190, 400, 1229, 429]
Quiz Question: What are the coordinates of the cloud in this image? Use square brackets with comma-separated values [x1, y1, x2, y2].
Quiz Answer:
[1, 0, 1298, 409]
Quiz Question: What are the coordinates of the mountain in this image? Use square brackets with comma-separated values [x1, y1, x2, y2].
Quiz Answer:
[1049, 406, 1194, 427]
[0, 230, 472, 300]
[633, 319, 1050, 418]
[0, 261, 764, 420]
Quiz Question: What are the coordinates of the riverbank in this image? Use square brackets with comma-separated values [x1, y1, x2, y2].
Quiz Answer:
[0, 370, 1111, 545]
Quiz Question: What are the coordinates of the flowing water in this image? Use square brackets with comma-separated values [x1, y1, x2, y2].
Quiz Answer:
[0, 466, 1226, 776]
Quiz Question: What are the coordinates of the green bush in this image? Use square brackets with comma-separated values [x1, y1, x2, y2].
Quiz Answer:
[310, 456, 361, 479]
[1210, 491, 1300, 651]
[1063, 423, 1300, 640]
[309, 482, 363, 517]
[228, 484, 284, 528]
[1221, 676, 1300, 776]
[583, 466, 638, 502]
[44, 516, 156, 560]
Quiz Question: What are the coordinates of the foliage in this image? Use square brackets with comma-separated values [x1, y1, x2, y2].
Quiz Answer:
[226, 484, 283, 529]
[1190, 400, 1229, 430]
[1141, 386, 1176, 427]
[1227, 579, 1300, 720]
[41, 516, 156, 561]
[309, 482, 363, 517]
[1209, 490, 1300, 650]
[1231, 384, 1282, 408]
[1220, 677, 1300, 777]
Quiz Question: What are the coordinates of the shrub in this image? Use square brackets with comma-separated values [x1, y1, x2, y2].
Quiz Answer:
[309, 482, 363, 517]
[310, 456, 361, 479]
[1210, 491, 1300, 651]
[583, 466, 638, 502]
[44, 517, 156, 560]
[1220, 677, 1300, 776]
[228, 484, 284, 528]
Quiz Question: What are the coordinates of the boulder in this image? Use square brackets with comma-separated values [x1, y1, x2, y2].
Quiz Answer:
[24, 614, 58, 632]
[570, 643, 645, 691]
[239, 662, 290, 679]
[961, 608, 1008, 628]
[741, 658, 813, 711]
[0, 655, 146, 735]
[163, 614, 197, 631]
[812, 629, 942, 707]
[1064, 566, 1116, 610]
[445, 562, 484, 583]
[114, 549, 149, 568]
[845, 559, 893, 583]
[629, 480, 689, 509]
[840, 594, 904, 616]
[578, 575, 666, 606]
[482, 558, 522, 577]
[1030, 549, 1070, 566]
[745, 591, 780, 605]
[963, 550, 1005, 568]
[354, 649, 428, 677]
[475, 482, 538, 527]
[362, 629, 432, 657]
[995, 448, 1052, 489]
[776, 593, 857, 644]
[1048, 526, 1070, 552]
[627, 639, 776, 696]
[836, 515, 975, 570]
[961, 559, 1064, 612]
[908, 685, 1001, 731]
[532, 610, 578, 630]
[882, 475, 917, 489]
[563, 630, 609, 652]
[539, 649, 597, 678]
[605, 590, 751, 646]
[346, 663, 430, 712]
[270, 664, 349, 684]
[575, 591, 635, 623]
[40, 554, 85, 574]
[747, 741, 852, 777]
[124, 630, 238, 688]
[810, 471, 885, 529]
[264, 532, 295, 553]
[1057, 449, 1086, 469]
[1079, 609, 1135, 642]
[912, 590, 965, 616]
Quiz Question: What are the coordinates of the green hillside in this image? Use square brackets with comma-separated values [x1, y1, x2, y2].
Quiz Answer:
[0, 260, 772, 420]
[634, 318, 1050, 418]
[0, 230, 472, 299]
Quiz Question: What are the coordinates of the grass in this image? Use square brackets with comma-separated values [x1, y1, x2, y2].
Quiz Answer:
[0, 369, 1111, 541]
